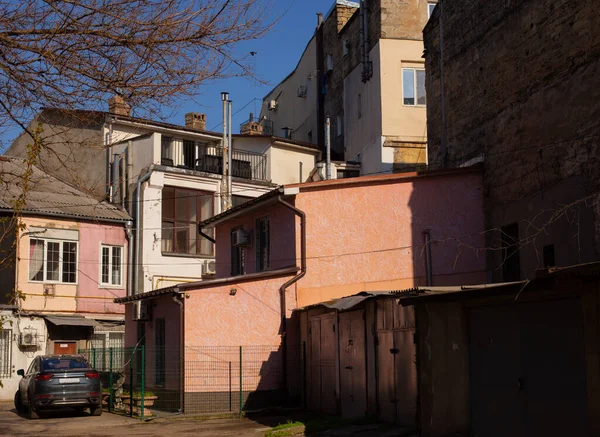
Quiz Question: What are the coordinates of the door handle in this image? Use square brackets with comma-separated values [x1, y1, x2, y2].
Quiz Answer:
[344, 366, 353, 370]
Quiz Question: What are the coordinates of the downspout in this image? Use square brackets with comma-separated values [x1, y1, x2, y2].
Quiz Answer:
[439, 0, 447, 166]
[424, 230, 433, 286]
[106, 120, 114, 201]
[134, 170, 152, 295]
[125, 221, 133, 297]
[172, 294, 185, 413]
[276, 196, 307, 395]
[228, 100, 233, 209]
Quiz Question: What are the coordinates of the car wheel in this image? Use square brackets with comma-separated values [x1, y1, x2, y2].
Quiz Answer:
[90, 406, 102, 416]
[28, 406, 39, 420]
[14, 391, 26, 415]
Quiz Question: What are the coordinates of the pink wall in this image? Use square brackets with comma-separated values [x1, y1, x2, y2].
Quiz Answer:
[215, 203, 297, 277]
[77, 222, 128, 314]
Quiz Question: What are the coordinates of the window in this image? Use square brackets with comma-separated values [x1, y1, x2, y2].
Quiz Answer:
[358, 93, 362, 119]
[0, 329, 11, 379]
[101, 245, 123, 286]
[501, 223, 521, 282]
[402, 68, 426, 106]
[256, 217, 270, 272]
[231, 227, 245, 276]
[232, 195, 252, 208]
[336, 113, 343, 137]
[543, 244, 556, 268]
[162, 187, 214, 256]
[337, 169, 360, 179]
[29, 238, 77, 283]
[161, 136, 173, 165]
[428, 2, 436, 18]
[342, 39, 349, 57]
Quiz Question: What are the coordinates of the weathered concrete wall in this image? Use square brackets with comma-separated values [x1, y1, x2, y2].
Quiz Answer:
[424, 0, 600, 279]
[6, 110, 106, 199]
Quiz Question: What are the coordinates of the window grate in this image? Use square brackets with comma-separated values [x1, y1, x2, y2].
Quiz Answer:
[0, 329, 12, 378]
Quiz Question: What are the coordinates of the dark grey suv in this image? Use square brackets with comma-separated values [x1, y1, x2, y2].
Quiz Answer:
[14, 355, 102, 419]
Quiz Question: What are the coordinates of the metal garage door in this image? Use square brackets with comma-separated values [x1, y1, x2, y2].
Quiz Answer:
[469, 298, 588, 437]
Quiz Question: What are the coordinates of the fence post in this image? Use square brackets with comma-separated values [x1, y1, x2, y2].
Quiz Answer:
[239, 346, 243, 418]
[141, 345, 145, 420]
[92, 348, 96, 369]
[109, 347, 114, 412]
[129, 347, 134, 417]
[229, 361, 232, 412]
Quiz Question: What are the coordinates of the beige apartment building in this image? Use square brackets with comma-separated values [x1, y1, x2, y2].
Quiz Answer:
[260, 0, 433, 177]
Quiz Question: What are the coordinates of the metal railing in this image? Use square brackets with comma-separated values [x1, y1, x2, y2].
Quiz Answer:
[79, 344, 298, 419]
[161, 144, 268, 182]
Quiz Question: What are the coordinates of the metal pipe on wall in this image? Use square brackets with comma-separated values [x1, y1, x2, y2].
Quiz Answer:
[228, 100, 233, 210]
[125, 221, 133, 297]
[325, 117, 331, 180]
[134, 170, 152, 295]
[221, 92, 229, 212]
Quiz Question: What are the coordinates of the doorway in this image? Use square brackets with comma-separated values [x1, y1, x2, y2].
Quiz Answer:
[54, 342, 77, 354]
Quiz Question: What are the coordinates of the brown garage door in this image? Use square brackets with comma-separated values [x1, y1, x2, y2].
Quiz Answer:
[339, 310, 367, 418]
[469, 298, 588, 437]
[309, 313, 337, 415]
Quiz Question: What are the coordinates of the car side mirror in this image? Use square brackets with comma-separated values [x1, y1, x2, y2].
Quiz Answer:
[16, 369, 24, 377]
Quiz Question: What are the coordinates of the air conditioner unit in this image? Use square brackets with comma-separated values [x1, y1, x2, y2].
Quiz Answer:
[133, 300, 150, 322]
[231, 228, 249, 247]
[20, 332, 37, 347]
[203, 260, 217, 276]
[297, 86, 307, 98]
[268, 100, 277, 110]
[43, 284, 56, 296]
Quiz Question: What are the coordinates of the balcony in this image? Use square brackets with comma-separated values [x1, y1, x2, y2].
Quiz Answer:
[161, 139, 267, 181]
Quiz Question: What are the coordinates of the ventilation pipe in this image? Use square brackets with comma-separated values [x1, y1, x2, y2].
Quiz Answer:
[325, 117, 331, 180]
[221, 92, 230, 212]
[228, 99, 233, 210]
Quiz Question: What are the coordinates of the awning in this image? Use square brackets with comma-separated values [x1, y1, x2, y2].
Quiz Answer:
[44, 315, 99, 327]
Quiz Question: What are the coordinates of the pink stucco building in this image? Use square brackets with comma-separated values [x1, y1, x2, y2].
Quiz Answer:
[116, 165, 486, 414]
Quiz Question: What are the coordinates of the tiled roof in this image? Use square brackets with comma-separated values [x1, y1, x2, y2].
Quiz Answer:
[0, 157, 131, 222]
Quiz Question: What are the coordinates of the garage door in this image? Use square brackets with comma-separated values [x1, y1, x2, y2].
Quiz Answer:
[469, 298, 588, 437]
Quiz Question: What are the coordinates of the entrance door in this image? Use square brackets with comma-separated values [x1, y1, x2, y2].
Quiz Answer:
[308, 313, 337, 414]
[469, 298, 588, 437]
[339, 310, 367, 418]
[54, 342, 77, 354]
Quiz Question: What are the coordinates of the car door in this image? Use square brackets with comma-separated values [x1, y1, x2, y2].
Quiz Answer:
[20, 358, 38, 405]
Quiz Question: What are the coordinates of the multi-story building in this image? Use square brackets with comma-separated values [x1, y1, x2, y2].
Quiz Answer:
[6, 98, 320, 294]
[261, 0, 433, 176]
[0, 157, 131, 400]
[424, 0, 600, 281]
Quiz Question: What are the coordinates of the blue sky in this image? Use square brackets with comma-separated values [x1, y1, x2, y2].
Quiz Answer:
[165, 0, 328, 134]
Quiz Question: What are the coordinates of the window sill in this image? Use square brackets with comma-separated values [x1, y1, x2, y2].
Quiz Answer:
[402, 104, 427, 108]
[29, 281, 77, 286]
[98, 285, 125, 290]
[161, 252, 214, 259]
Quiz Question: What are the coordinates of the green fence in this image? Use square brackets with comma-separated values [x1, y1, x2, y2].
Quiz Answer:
[79, 344, 299, 419]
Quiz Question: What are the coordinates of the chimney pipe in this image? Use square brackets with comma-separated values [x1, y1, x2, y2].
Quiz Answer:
[185, 112, 206, 131]
[108, 95, 130, 117]
[317, 12, 323, 27]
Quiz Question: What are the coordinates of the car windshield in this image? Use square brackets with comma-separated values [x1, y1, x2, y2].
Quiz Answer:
[41, 357, 90, 371]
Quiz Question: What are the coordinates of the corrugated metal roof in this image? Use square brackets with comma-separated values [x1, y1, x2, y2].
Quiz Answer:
[44, 315, 98, 327]
[0, 158, 131, 222]
[295, 291, 397, 312]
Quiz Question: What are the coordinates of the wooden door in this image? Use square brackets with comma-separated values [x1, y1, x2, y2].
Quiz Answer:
[339, 310, 367, 418]
[54, 342, 77, 354]
[308, 313, 338, 415]
[377, 331, 396, 423]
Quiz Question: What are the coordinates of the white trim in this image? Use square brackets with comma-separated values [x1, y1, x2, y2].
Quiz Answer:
[99, 244, 124, 287]
[28, 237, 79, 285]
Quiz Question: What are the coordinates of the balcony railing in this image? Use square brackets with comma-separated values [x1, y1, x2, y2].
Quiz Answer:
[161, 141, 268, 181]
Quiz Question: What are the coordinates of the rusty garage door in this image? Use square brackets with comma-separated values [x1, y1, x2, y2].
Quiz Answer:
[469, 298, 588, 437]
[309, 313, 338, 415]
[376, 300, 417, 425]
[339, 310, 367, 418]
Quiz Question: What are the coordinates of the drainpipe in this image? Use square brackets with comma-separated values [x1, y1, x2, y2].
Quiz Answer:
[134, 170, 152, 295]
[106, 120, 114, 201]
[325, 117, 331, 180]
[424, 230, 433, 286]
[172, 293, 185, 413]
[125, 221, 133, 297]
[228, 100, 233, 209]
[276, 196, 307, 396]
[439, 0, 447, 166]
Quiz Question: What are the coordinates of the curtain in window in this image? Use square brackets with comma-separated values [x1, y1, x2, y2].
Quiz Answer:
[29, 239, 44, 281]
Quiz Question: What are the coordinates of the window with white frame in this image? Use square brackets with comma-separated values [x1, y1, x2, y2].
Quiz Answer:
[428, 2, 436, 18]
[29, 238, 77, 283]
[100, 245, 123, 286]
[402, 68, 426, 106]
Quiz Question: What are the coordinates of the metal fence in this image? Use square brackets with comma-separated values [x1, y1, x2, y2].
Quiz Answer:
[79, 344, 298, 419]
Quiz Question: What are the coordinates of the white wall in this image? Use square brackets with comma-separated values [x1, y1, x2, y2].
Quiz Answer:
[0, 313, 47, 401]
[270, 143, 317, 184]
[137, 170, 273, 293]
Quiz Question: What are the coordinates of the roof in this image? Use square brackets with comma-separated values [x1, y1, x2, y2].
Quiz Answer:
[398, 261, 600, 306]
[198, 165, 483, 229]
[0, 157, 131, 222]
[233, 134, 321, 151]
[41, 107, 223, 139]
[295, 291, 397, 312]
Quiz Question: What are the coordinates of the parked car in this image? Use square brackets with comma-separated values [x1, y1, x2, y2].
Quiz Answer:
[14, 354, 102, 419]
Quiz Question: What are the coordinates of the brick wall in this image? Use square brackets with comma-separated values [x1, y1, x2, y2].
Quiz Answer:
[424, 0, 600, 279]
